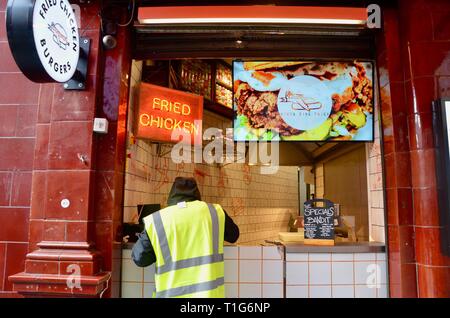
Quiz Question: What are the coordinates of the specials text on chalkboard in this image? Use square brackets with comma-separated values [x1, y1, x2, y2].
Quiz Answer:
[304, 199, 335, 246]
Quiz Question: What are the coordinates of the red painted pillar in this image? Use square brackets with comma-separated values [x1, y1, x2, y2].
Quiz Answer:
[8, 2, 113, 297]
[379, 0, 450, 298]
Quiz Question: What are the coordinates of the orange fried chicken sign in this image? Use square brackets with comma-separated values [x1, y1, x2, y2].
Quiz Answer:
[136, 83, 203, 144]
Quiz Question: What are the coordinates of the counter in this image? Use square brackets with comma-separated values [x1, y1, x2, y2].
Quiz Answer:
[121, 242, 388, 298]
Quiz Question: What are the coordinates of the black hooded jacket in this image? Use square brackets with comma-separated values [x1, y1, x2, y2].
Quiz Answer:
[132, 177, 240, 267]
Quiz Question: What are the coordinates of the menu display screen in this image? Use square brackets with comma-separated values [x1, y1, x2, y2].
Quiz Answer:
[233, 60, 374, 141]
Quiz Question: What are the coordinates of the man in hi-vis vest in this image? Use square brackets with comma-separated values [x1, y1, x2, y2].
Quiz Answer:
[132, 177, 239, 298]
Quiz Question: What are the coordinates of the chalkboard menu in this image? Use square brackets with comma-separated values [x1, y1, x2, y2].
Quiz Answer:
[304, 199, 335, 246]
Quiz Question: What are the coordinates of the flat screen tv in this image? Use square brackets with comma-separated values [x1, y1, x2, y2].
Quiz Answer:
[233, 60, 374, 142]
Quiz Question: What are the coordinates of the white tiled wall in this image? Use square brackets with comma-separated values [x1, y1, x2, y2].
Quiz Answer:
[285, 251, 388, 298]
[121, 246, 388, 298]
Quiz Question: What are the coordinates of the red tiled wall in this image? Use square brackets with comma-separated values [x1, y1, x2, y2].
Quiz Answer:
[0, 0, 33, 296]
[379, 0, 450, 297]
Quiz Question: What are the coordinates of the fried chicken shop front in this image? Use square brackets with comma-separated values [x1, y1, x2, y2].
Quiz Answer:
[1, 1, 449, 298]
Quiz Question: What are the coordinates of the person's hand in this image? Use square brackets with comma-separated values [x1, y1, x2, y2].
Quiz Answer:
[123, 235, 130, 243]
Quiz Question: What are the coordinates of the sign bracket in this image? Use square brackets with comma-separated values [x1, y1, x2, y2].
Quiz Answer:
[64, 37, 91, 90]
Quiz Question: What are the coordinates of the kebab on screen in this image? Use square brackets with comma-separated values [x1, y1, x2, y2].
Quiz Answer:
[234, 61, 373, 141]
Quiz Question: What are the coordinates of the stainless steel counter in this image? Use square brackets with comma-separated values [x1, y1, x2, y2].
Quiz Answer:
[283, 241, 385, 253]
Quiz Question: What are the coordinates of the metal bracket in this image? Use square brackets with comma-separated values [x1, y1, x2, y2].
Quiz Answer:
[64, 37, 91, 90]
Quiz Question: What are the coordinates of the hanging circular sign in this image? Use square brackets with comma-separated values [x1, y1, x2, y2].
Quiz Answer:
[6, 0, 80, 83]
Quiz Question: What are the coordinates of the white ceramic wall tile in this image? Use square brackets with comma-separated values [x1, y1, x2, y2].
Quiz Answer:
[332, 285, 354, 298]
[121, 282, 143, 298]
[225, 283, 238, 298]
[355, 285, 377, 298]
[286, 262, 308, 285]
[377, 262, 387, 285]
[376, 252, 386, 261]
[239, 284, 262, 298]
[262, 260, 283, 283]
[122, 249, 132, 259]
[239, 260, 262, 283]
[239, 246, 262, 259]
[224, 246, 238, 259]
[262, 284, 283, 298]
[332, 262, 354, 285]
[309, 262, 331, 285]
[262, 246, 284, 260]
[331, 253, 354, 261]
[286, 253, 308, 262]
[122, 259, 144, 282]
[225, 260, 239, 283]
[377, 285, 388, 298]
[143, 264, 155, 283]
[354, 253, 376, 261]
[286, 285, 308, 298]
[309, 253, 331, 261]
[143, 283, 155, 298]
[354, 261, 374, 285]
[310, 286, 332, 298]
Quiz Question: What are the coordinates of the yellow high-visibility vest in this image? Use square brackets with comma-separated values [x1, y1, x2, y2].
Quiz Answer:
[143, 200, 225, 298]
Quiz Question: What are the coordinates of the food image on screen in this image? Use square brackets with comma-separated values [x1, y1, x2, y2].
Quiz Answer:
[233, 60, 374, 141]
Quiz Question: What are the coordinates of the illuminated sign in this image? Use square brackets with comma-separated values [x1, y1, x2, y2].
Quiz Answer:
[136, 83, 203, 143]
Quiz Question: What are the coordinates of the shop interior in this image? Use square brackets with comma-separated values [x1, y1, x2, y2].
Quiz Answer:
[119, 58, 388, 299]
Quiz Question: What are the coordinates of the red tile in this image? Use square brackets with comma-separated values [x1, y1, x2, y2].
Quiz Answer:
[94, 222, 112, 266]
[389, 82, 407, 115]
[393, 114, 409, 153]
[0, 208, 29, 242]
[37, 85, 54, 124]
[0, 73, 40, 105]
[94, 172, 115, 221]
[59, 261, 97, 276]
[408, 41, 450, 78]
[48, 121, 93, 170]
[388, 225, 400, 255]
[431, 7, 450, 41]
[0, 12, 6, 41]
[16, 105, 37, 137]
[33, 124, 50, 170]
[382, 8, 404, 83]
[45, 170, 91, 221]
[0, 43, 20, 72]
[28, 220, 44, 247]
[0, 138, 35, 170]
[10, 172, 32, 206]
[4, 243, 28, 291]
[383, 153, 396, 189]
[95, 124, 117, 171]
[43, 221, 65, 241]
[398, 225, 416, 263]
[0, 243, 6, 291]
[405, 77, 436, 115]
[410, 149, 437, 188]
[0, 0, 6, 11]
[51, 75, 97, 121]
[401, 5, 434, 43]
[386, 188, 399, 225]
[394, 152, 412, 188]
[415, 227, 450, 266]
[397, 188, 414, 225]
[399, 263, 419, 298]
[25, 260, 58, 275]
[0, 172, 12, 206]
[417, 265, 450, 298]
[414, 187, 440, 226]
[30, 171, 47, 219]
[66, 221, 89, 242]
[0, 105, 17, 137]
[408, 112, 434, 151]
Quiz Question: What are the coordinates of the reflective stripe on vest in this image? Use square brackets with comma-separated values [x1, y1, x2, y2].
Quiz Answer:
[151, 203, 224, 297]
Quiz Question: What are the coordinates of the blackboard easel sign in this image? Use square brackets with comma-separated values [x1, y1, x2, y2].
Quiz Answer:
[303, 199, 335, 246]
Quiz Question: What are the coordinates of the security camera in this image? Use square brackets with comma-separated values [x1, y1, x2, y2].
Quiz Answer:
[102, 35, 117, 50]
